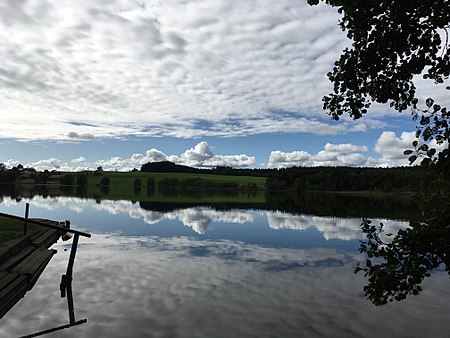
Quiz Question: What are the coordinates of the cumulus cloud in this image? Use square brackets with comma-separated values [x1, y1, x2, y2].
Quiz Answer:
[30, 157, 65, 170]
[6, 133, 445, 171]
[269, 142, 368, 168]
[311, 142, 369, 167]
[85, 141, 254, 171]
[71, 156, 87, 165]
[5, 140, 254, 171]
[268, 150, 310, 168]
[3, 159, 22, 169]
[374, 132, 417, 160]
[180, 141, 214, 166]
[324, 143, 368, 153]
[202, 154, 256, 168]
[267, 130, 449, 168]
[372, 131, 449, 167]
[144, 148, 168, 162]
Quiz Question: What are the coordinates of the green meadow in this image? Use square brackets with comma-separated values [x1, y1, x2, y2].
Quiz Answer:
[16, 171, 267, 203]
[0, 216, 41, 244]
[86, 171, 266, 188]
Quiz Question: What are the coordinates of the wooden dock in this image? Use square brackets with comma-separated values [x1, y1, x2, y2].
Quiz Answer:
[0, 219, 64, 319]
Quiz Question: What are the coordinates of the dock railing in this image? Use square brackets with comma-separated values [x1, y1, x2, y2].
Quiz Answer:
[0, 203, 91, 239]
[0, 203, 91, 336]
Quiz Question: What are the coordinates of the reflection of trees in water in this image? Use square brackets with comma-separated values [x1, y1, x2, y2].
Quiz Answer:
[75, 185, 88, 197]
[146, 186, 155, 196]
[0, 186, 418, 223]
[60, 185, 74, 195]
[158, 187, 245, 199]
[138, 200, 266, 213]
[355, 217, 450, 305]
[265, 191, 421, 221]
[133, 185, 142, 196]
[355, 182, 450, 306]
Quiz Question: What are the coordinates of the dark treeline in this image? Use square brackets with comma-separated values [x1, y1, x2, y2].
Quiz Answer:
[266, 192, 421, 220]
[0, 170, 18, 185]
[266, 166, 439, 193]
[140, 191, 419, 221]
[141, 161, 270, 177]
[0, 164, 24, 184]
[158, 177, 258, 191]
[141, 161, 205, 174]
[1, 161, 442, 195]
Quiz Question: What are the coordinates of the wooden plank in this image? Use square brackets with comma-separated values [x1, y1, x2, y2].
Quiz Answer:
[0, 228, 52, 265]
[0, 271, 8, 281]
[12, 248, 56, 284]
[0, 272, 20, 292]
[26, 249, 57, 290]
[30, 229, 54, 246]
[0, 235, 33, 264]
[40, 230, 61, 249]
[0, 246, 35, 272]
[31, 229, 60, 248]
[0, 275, 28, 319]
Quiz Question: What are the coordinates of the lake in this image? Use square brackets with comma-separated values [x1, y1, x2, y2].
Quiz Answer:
[0, 193, 449, 337]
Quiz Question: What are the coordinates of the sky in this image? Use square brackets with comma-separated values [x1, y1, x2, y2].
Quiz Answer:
[0, 0, 448, 171]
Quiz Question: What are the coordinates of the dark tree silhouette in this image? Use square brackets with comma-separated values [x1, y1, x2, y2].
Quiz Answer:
[100, 176, 110, 186]
[60, 174, 74, 186]
[308, 0, 450, 166]
[309, 0, 450, 305]
[355, 212, 450, 306]
[76, 174, 88, 186]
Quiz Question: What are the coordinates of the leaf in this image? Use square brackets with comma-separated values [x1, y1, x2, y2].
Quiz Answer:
[427, 148, 436, 157]
[418, 144, 429, 152]
[408, 155, 418, 164]
[403, 150, 413, 155]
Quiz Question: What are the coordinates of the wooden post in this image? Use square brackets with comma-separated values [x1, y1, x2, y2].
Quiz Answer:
[18, 319, 87, 337]
[60, 233, 80, 324]
[23, 203, 30, 236]
[66, 277, 75, 324]
[66, 233, 79, 279]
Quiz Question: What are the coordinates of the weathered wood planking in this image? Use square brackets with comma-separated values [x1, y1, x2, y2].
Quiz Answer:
[0, 273, 28, 319]
[0, 220, 63, 320]
[12, 247, 57, 288]
[31, 228, 61, 249]
[0, 233, 36, 265]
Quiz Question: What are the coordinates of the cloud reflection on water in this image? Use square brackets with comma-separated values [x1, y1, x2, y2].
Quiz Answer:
[266, 211, 408, 241]
[1, 234, 449, 338]
[5, 196, 409, 240]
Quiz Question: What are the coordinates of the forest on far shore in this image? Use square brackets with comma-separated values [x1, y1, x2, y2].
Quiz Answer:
[0, 161, 443, 194]
[265, 165, 441, 193]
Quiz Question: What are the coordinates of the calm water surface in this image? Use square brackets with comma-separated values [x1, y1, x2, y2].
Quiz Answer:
[0, 195, 449, 337]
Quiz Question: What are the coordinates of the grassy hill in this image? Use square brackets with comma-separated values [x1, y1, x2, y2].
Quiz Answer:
[13, 171, 267, 202]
